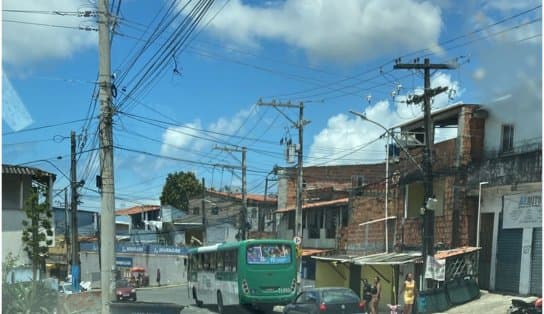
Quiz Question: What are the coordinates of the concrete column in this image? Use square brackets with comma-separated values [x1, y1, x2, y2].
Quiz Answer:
[519, 228, 533, 294]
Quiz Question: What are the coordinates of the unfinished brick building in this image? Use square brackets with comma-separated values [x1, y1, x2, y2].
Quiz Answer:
[342, 104, 487, 255]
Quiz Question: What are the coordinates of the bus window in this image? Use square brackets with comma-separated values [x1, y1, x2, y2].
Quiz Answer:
[247, 244, 292, 265]
[217, 251, 224, 271]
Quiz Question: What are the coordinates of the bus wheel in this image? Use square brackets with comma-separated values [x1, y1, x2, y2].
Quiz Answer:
[217, 291, 224, 314]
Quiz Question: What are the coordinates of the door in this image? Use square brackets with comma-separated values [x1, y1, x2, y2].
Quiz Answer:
[478, 213, 494, 290]
[349, 264, 361, 297]
[495, 215, 522, 293]
[530, 228, 542, 295]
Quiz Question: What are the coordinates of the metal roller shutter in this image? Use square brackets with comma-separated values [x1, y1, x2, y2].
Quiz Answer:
[495, 216, 522, 293]
[531, 228, 542, 295]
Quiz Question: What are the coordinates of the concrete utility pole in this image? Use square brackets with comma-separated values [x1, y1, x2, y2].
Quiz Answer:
[393, 58, 456, 286]
[213, 146, 247, 240]
[201, 178, 207, 245]
[98, 0, 116, 311]
[257, 100, 309, 289]
[70, 131, 80, 292]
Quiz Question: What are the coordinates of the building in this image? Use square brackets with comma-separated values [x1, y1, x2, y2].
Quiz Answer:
[468, 96, 541, 296]
[2, 164, 56, 282]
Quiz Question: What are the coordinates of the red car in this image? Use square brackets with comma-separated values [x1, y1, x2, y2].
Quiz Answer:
[116, 279, 137, 302]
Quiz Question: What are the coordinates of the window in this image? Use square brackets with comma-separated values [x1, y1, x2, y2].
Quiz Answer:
[296, 291, 319, 304]
[288, 212, 295, 230]
[501, 124, 514, 153]
[246, 244, 292, 265]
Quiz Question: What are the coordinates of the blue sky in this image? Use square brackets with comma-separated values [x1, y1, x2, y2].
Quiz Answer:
[2, 0, 541, 212]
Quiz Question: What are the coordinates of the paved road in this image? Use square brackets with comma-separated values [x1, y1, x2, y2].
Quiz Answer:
[137, 284, 282, 314]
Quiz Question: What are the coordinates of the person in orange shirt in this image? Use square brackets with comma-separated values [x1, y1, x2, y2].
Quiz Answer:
[402, 272, 417, 314]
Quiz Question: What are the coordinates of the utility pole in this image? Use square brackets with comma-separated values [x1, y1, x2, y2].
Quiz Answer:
[257, 100, 309, 289]
[394, 58, 456, 287]
[64, 188, 70, 277]
[70, 131, 80, 292]
[98, 0, 116, 311]
[213, 146, 247, 240]
[201, 178, 207, 245]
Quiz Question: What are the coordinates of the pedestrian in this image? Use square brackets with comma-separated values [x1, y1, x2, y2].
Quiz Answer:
[362, 278, 373, 313]
[401, 272, 417, 314]
[370, 276, 381, 314]
[156, 268, 161, 287]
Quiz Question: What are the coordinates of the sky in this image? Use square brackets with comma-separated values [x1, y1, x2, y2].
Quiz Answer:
[2, 0, 542, 212]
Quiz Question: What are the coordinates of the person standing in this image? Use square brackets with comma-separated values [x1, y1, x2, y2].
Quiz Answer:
[371, 276, 381, 314]
[362, 278, 373, 313]
[402, 272, 417, 314]
[156, 268, 161, 287]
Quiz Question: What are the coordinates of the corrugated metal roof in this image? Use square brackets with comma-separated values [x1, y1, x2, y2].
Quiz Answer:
[352, 252, 422, 265]
[208, 190, 277, 202]
[3, 164, 56, 179]
[276, 198, 349, 213]
[313, 251, 422, 265]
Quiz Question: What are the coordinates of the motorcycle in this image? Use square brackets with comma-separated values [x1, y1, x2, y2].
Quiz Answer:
[507, 298, 542, 314]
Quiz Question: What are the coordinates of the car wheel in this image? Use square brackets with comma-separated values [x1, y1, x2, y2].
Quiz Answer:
[217, 291, 224, 314]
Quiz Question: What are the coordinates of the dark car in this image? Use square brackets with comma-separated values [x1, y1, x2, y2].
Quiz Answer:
[116, 279, 137, 302]
[283, 287, 365, 314]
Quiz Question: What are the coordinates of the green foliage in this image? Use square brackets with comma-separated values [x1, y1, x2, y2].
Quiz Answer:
[21, 184, 53, 282]
[160, 171, 203, 211]
[2, 253, 58, 314]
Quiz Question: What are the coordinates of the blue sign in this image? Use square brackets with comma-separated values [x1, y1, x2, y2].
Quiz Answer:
[79, 242, 188, 255]
[116, 257, 133, 268]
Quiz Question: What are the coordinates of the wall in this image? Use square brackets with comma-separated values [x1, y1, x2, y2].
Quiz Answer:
[315, 260, 349, 288]
[80, 252, 187, 287]
[344, 191, 395, 255]
[482, 98, 541, 154]
[480, 182, 541, 293]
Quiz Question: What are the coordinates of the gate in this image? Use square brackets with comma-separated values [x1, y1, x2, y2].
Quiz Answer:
[531, 228, 542, 295]
[495, 215, 522, 293]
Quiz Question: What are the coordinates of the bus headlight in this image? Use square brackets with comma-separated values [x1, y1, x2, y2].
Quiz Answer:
[242, 279, 249, 294]
[291, 278, 296, 291]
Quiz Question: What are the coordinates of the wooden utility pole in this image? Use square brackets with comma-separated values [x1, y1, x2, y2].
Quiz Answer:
[394, 58, 456, 287]
[70, 131, 80, 292]
[213, 146, 247, 240]
[98, 0, 116, 311]
[257, 100, 309, 289]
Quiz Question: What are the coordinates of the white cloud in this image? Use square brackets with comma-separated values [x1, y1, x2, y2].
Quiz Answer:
[190, 0, 443, 63]
[160, 120, 204, 156]
[3, 0, 97, 66]
[307, 73, 461, 165]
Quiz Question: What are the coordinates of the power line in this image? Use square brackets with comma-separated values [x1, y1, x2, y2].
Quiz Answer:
[2, 18, 98, 31]
[3, 117, 98, 136]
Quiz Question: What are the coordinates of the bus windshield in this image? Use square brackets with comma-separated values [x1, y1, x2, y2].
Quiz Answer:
[246, 243, 292, 265]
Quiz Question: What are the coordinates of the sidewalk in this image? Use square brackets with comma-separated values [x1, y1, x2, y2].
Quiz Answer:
[443, 290, 538, 314]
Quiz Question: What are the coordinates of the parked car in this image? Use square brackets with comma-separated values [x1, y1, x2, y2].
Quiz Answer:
[283, 287, 365, 314]
[116, 279, 137, 302]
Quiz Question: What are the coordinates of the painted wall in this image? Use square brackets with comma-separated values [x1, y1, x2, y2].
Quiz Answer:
[482, 99, 542, 154]
[315, 260, 349, 288]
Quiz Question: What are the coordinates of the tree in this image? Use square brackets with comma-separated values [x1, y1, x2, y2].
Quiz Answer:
[21, 184, 53, 283]
[160, 171, 203, 212]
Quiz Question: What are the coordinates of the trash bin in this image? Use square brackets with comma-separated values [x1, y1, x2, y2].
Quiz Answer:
[110, 302, 184, 314]
[417, 291, 428, 314]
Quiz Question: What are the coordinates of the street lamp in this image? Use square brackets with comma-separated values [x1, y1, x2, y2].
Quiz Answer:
[18, 157, 70, 182]
[477, 181, 489, 248]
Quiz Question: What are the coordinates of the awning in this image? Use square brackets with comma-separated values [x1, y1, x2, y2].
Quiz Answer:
[434, 246, 480, 260]
[276, 198, 349, 213]
[313, 251, 422, 265]
[301, 249, 332, 257]
[352, 252, 422, 265]
[312, 255, 354, 263]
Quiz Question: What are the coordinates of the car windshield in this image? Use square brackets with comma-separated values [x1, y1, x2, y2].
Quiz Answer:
[116, 280, 130, 288]
[322, 289, 359, 303]
[246, 243, 292, 265]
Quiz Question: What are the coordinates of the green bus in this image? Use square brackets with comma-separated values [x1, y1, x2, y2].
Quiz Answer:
[187, 239, 297, 313]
